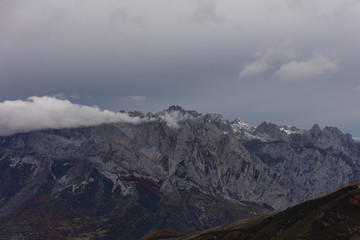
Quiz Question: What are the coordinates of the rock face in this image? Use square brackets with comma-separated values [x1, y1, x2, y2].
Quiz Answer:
[240, 123, 358, 199]
[0, 106, 359, 239]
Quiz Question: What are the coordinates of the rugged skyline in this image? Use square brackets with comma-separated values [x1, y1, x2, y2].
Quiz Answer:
[1, 1, 360, 137]
[1, 105, 359, 239]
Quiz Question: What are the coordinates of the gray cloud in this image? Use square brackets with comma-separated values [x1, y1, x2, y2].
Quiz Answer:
[239, 61, 269, 78]
[239, 43, 339, 82]
[0, 0, 65, 38]
[287, 0, 360, 17]
[273, 53, 339, 82]
[0, 96, 142, 136]
[239, 41, 298, 79]
[192, 0, 223, 23]
[108, 1, 143, 24]
[1, 1, 360, 137]
[128, 95, 147, 102]
[254, 41, 298, 62]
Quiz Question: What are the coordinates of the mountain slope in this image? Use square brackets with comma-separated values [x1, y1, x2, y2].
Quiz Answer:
[166, 179, 360, 240]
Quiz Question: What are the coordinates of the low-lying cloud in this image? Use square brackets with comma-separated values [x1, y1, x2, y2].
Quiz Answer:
[0, 96, 142, 136]
[158, 110, 195, 129]
[273, 54, 339, 82]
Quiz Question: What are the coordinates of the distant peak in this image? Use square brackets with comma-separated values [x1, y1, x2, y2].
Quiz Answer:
[310, 124, 322, 138]
[231, 118, 255, 133]
[156, 105, 196, 129]
[128, 111, 145, 118]
[310, 124, 322, 132]
[167, 105, 184, 112]
[232, 118, 247, 124]
[255, 122, 279, 132]
[162, 105, 201, 119]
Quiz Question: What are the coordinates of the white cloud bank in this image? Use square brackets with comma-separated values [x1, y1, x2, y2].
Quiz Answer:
[273, 54, 339, 82]
[0, 96, 142, 136]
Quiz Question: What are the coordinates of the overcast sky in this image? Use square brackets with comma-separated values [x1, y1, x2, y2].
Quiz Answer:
[1, 0, 360, 137]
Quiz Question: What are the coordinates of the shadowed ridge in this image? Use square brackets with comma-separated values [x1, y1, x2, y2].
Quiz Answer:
[170, 179, 360, 240]
[139, 229, 187, 240]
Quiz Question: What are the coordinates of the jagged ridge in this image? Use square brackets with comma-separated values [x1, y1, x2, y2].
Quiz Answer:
[0, 106, 359, 239]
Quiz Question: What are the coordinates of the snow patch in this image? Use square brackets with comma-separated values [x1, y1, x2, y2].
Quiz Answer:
[279, 125, 305, 135]
[231, 118, 256, 133]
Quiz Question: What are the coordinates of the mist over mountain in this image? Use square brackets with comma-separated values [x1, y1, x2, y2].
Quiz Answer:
[0, 105, 359, 239]
[0, 96, 144, 136]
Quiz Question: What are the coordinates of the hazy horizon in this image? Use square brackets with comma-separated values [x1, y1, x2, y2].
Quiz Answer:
[1, 96, 359, 139]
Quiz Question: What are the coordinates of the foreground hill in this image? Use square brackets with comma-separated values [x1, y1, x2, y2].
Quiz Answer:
[158, 179, 360, 240]
[0, 106, 359, 239]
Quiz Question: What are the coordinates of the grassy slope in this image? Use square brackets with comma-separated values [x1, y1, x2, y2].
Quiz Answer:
[143, 179, 360, 240]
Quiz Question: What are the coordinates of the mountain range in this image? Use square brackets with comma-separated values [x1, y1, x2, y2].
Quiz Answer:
[0, 106, 359, 239]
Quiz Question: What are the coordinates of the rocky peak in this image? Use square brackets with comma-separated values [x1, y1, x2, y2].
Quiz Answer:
[232, 120, 300, 142]
[231, 118, 256, 133]
[162, 105, 201, 118]
[310, 124, 322, 138]
[201, 113, 232, 133]
[128, 111, 145, 118]
[154, 106, 199, 128]
[166, 105, 186, 113]
[253, 122, 288, 141]
[323, 126, 345, 138]
[255, 122, 279, 133]
[278, 125, 305, 135]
